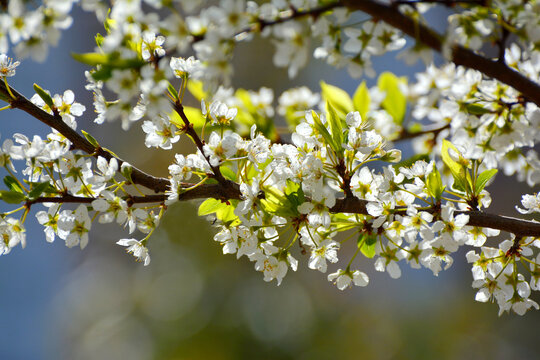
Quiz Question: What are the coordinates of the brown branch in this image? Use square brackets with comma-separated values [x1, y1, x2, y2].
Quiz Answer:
[24, 182, 241, 207]
[342, 0, 540, 107]
[0, 81, 170, 193]
[21, 179, 540, 237]
[329, 196, 540, 237]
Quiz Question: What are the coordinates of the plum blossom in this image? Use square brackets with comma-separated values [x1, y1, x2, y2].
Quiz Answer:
[328, 268, 369, 290]
[117, 238, 151, 266]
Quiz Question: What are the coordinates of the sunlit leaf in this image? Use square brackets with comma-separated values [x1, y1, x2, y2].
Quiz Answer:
[377, 72, 406, 124]
[359, 233, 377, 259]
[0, 190, 25, 204]
[352, 81, 370, 120]
[475, 169, 497, 194]
[320, 81, 353, 117]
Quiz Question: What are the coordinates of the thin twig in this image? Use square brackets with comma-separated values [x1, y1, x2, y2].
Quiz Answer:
[171, 101, 241, 200]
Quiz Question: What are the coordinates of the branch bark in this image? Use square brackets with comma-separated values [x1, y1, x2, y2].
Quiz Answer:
[342, 0, 540, 107]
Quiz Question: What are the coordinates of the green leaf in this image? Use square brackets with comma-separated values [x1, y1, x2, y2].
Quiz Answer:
[198, 198, 227, 216]
[310, 110, 338, 153]
[475, 169, 497, 193]
[320, 81, 353, 117]
[89, 67, 113, 82]
[121, 163, 133, 183]
[352, 81, 370, 120]
[3, 176, 24, 194]
[0, 190, 26, 204]
[28, 182, 56, 200]
[198, 198, 240, 225]
[359, 233, 377, 259]
[81, 130, 100, 148]
[33, 84, 54, 109]
[426, 166, 445, 200]
[169, 106, 206, 129]
[377, 72, 407, 124]
[216, 203, 240, 225]
[72, 52, 109, 66]
[260, 186, 298, 218]
[465, 103, 492, 116]
[326, 101, 344, 156]
[186, 80, 207, 101]
[72, 52, 145, 69]
[102, 147, 120, 158]
[441, 140, 470, 193]
[284, 179, 305, 210]
[220, 166, 237, 182]
[167, 82, 179, 102]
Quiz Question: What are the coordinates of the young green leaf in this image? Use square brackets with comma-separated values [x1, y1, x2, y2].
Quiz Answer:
[377, 72, 407, 124]
[3, 176, 24, 194]
[310, 111, 339, 154]
[0, 190, 26, 204]
[198, 198, 240, 226]
[220, 166, 238, 182]
[186, 80, 207, 101]
[169, 106, 206, 129]
[284, 179, 305, 209]
[465, 103, 492, 115]
[33, 84, 54, 109]
[320, 81, 353, 117]
[28, 182, 57, 200]
[359, 233, 377, 258]
[72, 52, 109, 66]
[261, 185, 298, 218]
[326, 101, 344, 155]
[352, 81, 370, 120]
[81, 130, 100, 148]
[441, 140, 471, 193]
[475, 168, 497, 194]
[426, 166, 445, 200]
[167, 82, 179, 102]
[198, 198, 227, 216]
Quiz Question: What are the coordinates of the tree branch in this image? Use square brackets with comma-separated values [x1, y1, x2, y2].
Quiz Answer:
[0, 81, 170, 193]
[343, 0, 540, 107]
[25, 189, 540, 237]
[24, 182, 239, 207]
[330, 196, 540, 237]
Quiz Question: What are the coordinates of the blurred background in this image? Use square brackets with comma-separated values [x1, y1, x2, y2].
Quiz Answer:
[1, 4, 540, 360]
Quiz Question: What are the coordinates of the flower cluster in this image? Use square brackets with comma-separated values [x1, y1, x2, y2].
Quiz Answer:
[1, 0, 540, 318]
[407, 58, 540, 187]
[0, 126, 158, 265]
[161, 100, 539, 316]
